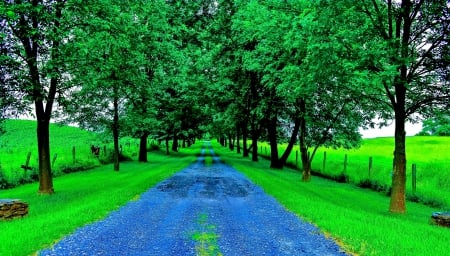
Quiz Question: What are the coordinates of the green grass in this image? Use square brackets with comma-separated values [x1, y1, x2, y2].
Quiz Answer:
[0, 119, 157, 187]
[257, 136, 450, 208]
[0, 120, 101, 185]
[215, 142, 450, 256]
[191, 213, 223, 256]
[0, 148, 197, 256]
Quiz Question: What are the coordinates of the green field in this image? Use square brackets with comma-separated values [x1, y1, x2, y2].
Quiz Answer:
[258, 137, 450, 208]
[0, 120, 143, 188]
[215, 142, 450, 256]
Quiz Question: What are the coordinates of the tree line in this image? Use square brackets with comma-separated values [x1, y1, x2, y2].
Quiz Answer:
[1, 0, 449, 214]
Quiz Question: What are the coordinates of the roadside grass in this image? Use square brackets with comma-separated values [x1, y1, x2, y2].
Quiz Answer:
[214, 142, 450, 256]
[0, 149, 197, 256]
[257, 136, 450, 208]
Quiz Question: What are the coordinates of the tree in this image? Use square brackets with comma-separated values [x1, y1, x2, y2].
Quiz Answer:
[418, 113, 450, 136]
[1, 0, 71, 193]
[64, 0, 147, 171]
[282, 0, 381, 181]
[361, 0, 450, 213]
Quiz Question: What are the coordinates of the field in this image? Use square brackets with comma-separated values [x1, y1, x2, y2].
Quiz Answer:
[0, 120, 142, 188]
[215, 143, 450, 256]
[258, 137, 450, 208]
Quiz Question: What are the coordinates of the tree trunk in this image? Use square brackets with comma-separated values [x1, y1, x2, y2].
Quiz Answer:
[37, 119, 54, 193]
[182, 138, 186, 148]
[243, 125, 249, 157]
[299, 100, 311, 182]
[268, 115, 282, 169]
[251, 129, 258, 162]
[390, 77, 408, 213]
[279, 116, 301, 166]
[187, 138, 192, 147]
[172, 134, 178, 152]
[300, 135, 311, 182]
[112, 89, 120, 172]
[228, 135, 234, 151]
[236, 124, 241, 154]
[390, 116, 406, 213]
[165, 137, 170, 155]
[138, 132, 149, 162]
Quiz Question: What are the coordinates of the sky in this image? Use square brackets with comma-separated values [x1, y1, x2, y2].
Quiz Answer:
[359, 121, 423, 138]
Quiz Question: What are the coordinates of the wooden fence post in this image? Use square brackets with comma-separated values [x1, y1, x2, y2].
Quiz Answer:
[21, 152, 32, 172]
[52, 154, 58, 167]
[72, 146, 76, 164]
[343, 154, 348, 172]
[369, 157, 373, 177]
[323, 151, 327, 172]
[412, 164, 417, 193]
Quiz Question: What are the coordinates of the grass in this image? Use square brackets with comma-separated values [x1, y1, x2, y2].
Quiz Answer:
[0, 120, 101, 186]
[191, 213, 223, 256]
[0, 147, 197, 256]
[214, 141, 450, 256]
[0, 119, 160, 187]
[257, 136, 450, 208]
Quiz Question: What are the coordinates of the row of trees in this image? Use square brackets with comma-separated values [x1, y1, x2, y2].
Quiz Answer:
[1, 0, 449, 213]
[203, 0, 449, 213]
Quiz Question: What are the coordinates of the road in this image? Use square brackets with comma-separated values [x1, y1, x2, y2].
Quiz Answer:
[40, 142, 347, 256]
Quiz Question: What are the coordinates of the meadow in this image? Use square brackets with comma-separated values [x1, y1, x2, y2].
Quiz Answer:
[258, 137, 450, 208]
[0, 120, 143, 188]
[215, 142, 450, 256]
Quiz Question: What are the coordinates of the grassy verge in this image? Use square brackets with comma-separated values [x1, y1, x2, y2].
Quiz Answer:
[0, 148, 197, 256]
[214, 142, 450, 256]
[257, 136, 450, 208]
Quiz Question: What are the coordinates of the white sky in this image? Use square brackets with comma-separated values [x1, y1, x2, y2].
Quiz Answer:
[359, 121, 423, 138]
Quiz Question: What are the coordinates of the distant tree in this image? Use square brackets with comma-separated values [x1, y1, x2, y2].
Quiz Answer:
[418, 114, 450, 136]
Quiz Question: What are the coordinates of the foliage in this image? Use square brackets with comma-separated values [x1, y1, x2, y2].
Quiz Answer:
[418, 114, 450, 136]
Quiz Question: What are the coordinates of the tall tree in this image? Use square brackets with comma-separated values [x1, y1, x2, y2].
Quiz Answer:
[361, 0, 450, 213]
[64, 0, 147, 171]
[1, 0, 70, 193]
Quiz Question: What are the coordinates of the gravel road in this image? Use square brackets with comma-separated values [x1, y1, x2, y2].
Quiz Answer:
[40, 142, 347, 256]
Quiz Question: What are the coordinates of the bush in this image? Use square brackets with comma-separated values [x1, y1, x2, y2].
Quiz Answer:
[98, 151, 132, 165]
[357, 179, 392, 196]
[0, 171, 14, 189]
[147, 144, 160, 152]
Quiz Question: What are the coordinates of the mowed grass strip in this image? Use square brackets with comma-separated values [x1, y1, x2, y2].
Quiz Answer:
[214, 142, 450, 256]
[0, 150, 197, 256]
